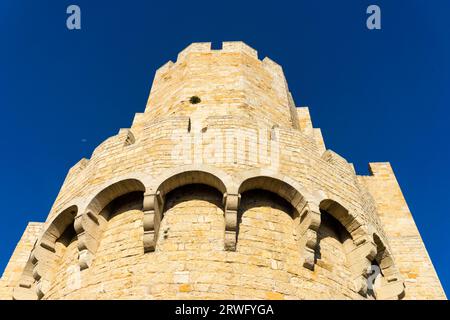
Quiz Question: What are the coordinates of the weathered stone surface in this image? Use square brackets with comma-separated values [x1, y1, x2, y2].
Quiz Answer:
[0, 42, 445, 300]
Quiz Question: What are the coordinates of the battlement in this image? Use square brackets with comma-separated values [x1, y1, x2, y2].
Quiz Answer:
[147, 41, 293, 129]
[177, 41, 258, 61]
[155, 41, 284, 79]
[368, 162, 395, 177]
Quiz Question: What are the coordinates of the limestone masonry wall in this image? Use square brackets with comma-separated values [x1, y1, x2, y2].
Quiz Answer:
[359, 163, 446, 299]
[0, 42, 445, 300]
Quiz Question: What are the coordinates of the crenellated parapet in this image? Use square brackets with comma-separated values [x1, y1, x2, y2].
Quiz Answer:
[145, 41, 295, 129]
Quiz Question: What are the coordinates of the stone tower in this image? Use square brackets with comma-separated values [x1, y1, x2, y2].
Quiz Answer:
[0, 42, 445, 300]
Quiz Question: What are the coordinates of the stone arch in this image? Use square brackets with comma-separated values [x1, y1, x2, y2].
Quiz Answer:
[315, 202, 358, 296]
[144, 165, 237, 252]
[158, 184, 225, 252]
[75, 173, 152, 270]
[369, 233, 405, 300]
[152, 164, 237, 195]
[237, 171, 321, 269]
[237, 189, 299, 267]
[83, 176, 148, 214]
[319, 199, 375, 296]
[13, 248, 38, 300]
[30, 205, 78, 299]
[156, 169, 228, 197]
[319, 199, 364, 240]
[238, 175, 307, 212]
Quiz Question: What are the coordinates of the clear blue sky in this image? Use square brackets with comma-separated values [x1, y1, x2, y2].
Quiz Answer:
[1, 1, 449, 297]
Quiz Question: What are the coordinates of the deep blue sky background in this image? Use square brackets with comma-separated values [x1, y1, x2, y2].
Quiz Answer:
[1, 1, 449, 296]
